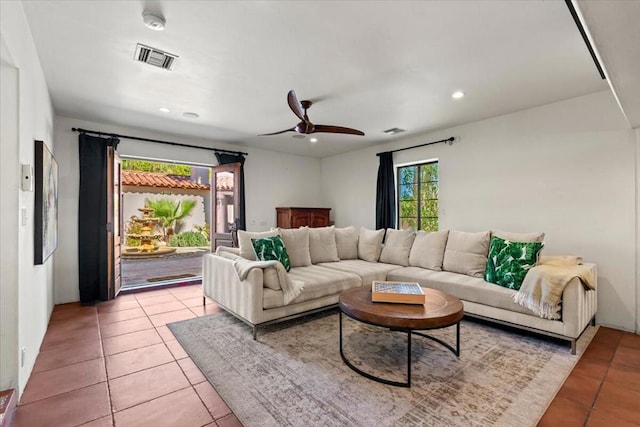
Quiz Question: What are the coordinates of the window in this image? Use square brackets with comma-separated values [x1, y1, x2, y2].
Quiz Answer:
[397, 161, 439, 231]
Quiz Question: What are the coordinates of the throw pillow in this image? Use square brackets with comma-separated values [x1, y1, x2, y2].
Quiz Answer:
[379, 228, 416, 266]
[309, 226, 339, 264]
[335, 226, 359, 260]
[251, 235, 291, 272]
[492, 230, 545, 243]
[485, 236, 544, 290]
[277, 227, 312, 267]
[442, 230, 491, 278]
[238, 229, 279, 260]
[358, 227, 385, 262]
[408, 230, 450, 270]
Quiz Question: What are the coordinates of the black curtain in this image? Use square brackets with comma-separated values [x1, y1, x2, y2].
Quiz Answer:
[215, 153, 246, 231]
[78, 133, 119, 303]
[375, 151, 396, 230]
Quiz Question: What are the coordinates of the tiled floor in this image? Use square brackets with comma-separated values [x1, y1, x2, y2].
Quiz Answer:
[12, 284, 640, 427]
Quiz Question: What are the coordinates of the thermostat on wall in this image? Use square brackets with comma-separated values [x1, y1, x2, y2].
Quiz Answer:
[21, 163, 34, 192]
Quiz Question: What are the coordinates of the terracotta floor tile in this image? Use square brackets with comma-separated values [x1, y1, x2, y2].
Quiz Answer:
[170, 288, 204, 300]
[14, 382, 110, 427]
[106, 343, 174, 379]
[102, 328, 163, 356]
[571, 354, 610, 381]
[79, 415, 114, 426]
[194, 381, 232, 419]
[149, 308, 196, 327]
[190, 303, 222, 317]
[606, 362, 640, 392]
[612, 345, 640, 369]
[619, 332, 640, 350]
[216, 413, 244, 427]
[113, 386, 212, 427]
[97, 307, 147, 325]
[155, 325, 176, 342]
[137, 294, 179, 307]
[581, 340, 616, 363]
[590, 327, 623, 348]
[538, 396, 589, 427]
[178, 357, 206, 384]
[141, 300, 187, 316]
[33, 336, 103, 372]
[134, 287, 175, 298]
[99, 316, 154, 338]
[97, 298, 141, 313]
[593, 379, 640, 424]
[109, 362, 190, 412]
[586, 408, 639, 427]
[20, 358, 106, 405]
[556, 373, 602, 408]
[179, 296, 206, 307]
[49, 307, 97, 323]
[165, 339, 188, 360]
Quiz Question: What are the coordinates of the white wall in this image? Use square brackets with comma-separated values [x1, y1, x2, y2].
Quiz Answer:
[322, 90, 637, 332]
[0, 1, 56, 396]
[53, 115, 323, 304]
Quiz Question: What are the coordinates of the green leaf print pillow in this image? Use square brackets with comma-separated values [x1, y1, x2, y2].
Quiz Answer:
[484, 236, 543, 290]
[251, 235, 291, 272]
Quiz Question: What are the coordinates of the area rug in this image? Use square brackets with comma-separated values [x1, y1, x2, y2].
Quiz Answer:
[167, 309, 595, 426]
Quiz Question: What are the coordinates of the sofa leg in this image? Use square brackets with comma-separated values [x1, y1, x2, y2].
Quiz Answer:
[252, 326, 257, 340]
[570, 339, 577, 355]
[202, 296, 205, 306]
[590, 316, 596, 326]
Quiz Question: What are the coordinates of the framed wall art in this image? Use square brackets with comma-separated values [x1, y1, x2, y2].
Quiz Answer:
[34, 140, 58, 264]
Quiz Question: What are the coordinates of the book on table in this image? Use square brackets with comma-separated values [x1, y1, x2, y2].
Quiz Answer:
[371, 281, 425, 304]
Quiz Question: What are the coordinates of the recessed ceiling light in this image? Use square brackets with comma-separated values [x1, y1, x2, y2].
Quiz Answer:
[159, 107, 171, 113]
[183, 112, 199, 119]
[310, 138, 318, 143]
[142, 12, 166, 31]
[452, 91, 465, 99]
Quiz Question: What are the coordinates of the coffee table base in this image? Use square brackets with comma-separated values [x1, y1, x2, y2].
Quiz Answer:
[339, 311, 460, 388]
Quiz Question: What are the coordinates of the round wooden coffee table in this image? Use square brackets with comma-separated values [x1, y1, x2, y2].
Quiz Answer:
[339, 286, 464, 387]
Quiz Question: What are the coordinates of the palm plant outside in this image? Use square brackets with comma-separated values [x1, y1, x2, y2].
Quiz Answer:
[145, 198, 197, 241]
[398, 162, 438, 231]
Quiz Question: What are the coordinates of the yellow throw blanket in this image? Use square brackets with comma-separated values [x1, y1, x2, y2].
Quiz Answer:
[513, 256, 596, 320]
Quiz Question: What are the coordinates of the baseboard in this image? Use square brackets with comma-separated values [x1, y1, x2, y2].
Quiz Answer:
[0, 389, 17, 427]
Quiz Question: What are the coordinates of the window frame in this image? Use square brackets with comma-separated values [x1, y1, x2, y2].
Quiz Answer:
[395, 159, 439, 231]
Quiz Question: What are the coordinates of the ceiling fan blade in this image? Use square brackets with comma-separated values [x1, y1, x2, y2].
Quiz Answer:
[287, 90, 306, 122]
[313, 125, 365, 136]
[259, 127, 295, 136]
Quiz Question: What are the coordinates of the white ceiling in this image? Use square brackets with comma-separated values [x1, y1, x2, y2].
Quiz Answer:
[22, 0, 613, 158]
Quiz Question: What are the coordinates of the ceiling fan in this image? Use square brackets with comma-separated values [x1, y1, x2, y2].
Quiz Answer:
[260, 90, 365, 137]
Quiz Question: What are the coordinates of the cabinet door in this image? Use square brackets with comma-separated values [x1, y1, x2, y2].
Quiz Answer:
[311, 210, 330, 227]
[291, 212, 312, 228]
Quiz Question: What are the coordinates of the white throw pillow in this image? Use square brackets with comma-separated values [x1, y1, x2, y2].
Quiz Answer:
[491, 230, 545, 243]
[442, 230, 491, 278]
[357, 227, 385, 262]
[309, 226, 339, 264]
[278, 227, 312, 267]
[408, 230, 449, 270]
[379, 228, 416, 266]
[335, 226, 359, 260]
[238, 229, 279, 260]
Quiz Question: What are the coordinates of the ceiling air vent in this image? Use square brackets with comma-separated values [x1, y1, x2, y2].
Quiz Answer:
[134, 43, 178, 70]
[383, 127, 405, 135]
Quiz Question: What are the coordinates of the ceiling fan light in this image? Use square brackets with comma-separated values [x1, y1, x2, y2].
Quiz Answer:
[452, 91, 465, 99]
[142, 12, 166, 31]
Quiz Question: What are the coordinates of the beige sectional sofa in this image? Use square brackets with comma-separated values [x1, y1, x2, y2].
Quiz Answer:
[202, 226, 597, 353]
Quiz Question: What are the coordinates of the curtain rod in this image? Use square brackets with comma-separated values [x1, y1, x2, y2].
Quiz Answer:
[376, 136, 455, 156]
[71, 127, 248, 156]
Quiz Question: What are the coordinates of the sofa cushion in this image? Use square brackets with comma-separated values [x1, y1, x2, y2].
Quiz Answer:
[319, 259, 402, 286]
[379, 228, 416, 266]
[335, 226, 359, 260]
[278, 227, 311, 267]
[264, 265, 362, 308]
[358, 227, 385, 262]
[409, 230, 449, 271]
[309, 226, 339, 264]
[238, 229, 279, 260]
[442, 230, 491, 278]
[492, 230, 545, 243]
[251, 235, 291, 272]
[485, 236, 544, 290]
[386, 267, 534, 316]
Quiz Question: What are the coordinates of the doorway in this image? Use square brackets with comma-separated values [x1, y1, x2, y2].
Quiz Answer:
[119, 158, 213, 291]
